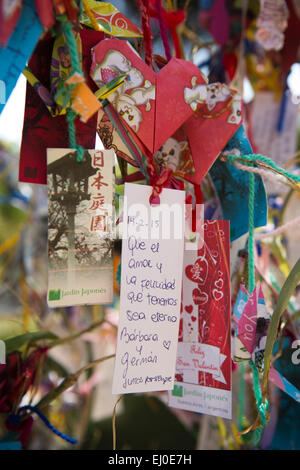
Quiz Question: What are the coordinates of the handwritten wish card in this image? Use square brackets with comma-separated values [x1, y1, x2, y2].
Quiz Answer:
[169, 220, 232, 419]
[112, 183, 185, 394]
[47, 149, 114, 307]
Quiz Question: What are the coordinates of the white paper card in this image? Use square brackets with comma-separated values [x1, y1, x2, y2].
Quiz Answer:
[47, 149, 114, 307]
[112, 183, 185, 394]
[169, 382, 232, 419]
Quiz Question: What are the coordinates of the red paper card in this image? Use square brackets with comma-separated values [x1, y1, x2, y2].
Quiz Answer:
[19, 29, 104, 185]
[169, 220, 232, 419]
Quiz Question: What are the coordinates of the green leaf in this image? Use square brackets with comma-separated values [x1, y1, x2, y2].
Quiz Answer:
[262, 258, 300, 399]
[4, 331, 58, 354]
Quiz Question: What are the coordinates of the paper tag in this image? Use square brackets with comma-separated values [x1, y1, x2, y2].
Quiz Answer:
[269, 367, 300, 403]
[47, 149, 114, 307]
[234, 282, 271, 368]
[233, 285, 251, 362]
[69, 78, 102, 123]
[169, 219, 232, 419]
[250, 91, 298, 168]
[112, 183, 185, 394]
[19, 29, 104, 185]
[238, 287, 257, 354]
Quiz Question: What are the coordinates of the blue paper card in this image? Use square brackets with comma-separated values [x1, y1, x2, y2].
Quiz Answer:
[209, 125, 267, 241]
[0, 0, 42, 115]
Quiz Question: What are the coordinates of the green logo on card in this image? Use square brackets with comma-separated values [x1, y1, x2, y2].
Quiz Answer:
[49, 289, 61, 301]
[172, 384, 183, 397]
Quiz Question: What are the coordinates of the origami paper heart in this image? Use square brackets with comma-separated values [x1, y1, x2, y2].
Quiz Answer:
[91, 38, 207, 154]
[192, 288, 208, 305]
[185, 257, 208, 285]
[184, 95, 242, 184]
[91, 38, 156, 153]
[91, 38, 242, 183]
[154, 58, 206, 152]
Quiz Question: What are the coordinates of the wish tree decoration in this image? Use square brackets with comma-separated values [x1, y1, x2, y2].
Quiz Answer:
[48, 150, 97, 277]
[256, 0, 289, 50]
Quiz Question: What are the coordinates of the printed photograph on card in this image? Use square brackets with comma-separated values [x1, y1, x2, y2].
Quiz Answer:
[169, 219, 232, 419]
[47, 149, 115, 307]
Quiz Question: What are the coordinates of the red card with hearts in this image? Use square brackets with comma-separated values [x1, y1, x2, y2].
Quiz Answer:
[91, 38, 242, 184]
[19, 29, 105, 185]
[169, 220, 232, 419]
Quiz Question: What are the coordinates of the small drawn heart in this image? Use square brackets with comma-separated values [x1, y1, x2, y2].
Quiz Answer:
[191, 315, 197, 322]
[213, 289, 223, 301]
[192, 288, 208, 305]
[163, 340, 171, 350]
[215, 278, 223, 289]
[185, 305, 193, 314]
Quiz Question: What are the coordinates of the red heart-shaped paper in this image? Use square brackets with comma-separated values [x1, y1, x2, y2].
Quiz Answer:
[91, 38, 242, 181]
[154, 58, 205, 152]
[91, 39, 208, 154]
[191, 315, 197, 322]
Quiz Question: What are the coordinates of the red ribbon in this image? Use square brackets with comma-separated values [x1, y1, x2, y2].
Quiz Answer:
[149, 167, 184, 204]
[149, 1, 186, 58]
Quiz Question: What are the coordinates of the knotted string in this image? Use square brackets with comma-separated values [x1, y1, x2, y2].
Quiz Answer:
[58, 16, 84, 162]
[238, 362, 246, 432]
[139, 0, 153, 66]
[249, 360, 269, 446]
[9, 405, 77, 445]
[155, 0, 172, 61]
[226, 153, 300, 186]
[248, 171, 255, 293]
[148, 165, 174, 205]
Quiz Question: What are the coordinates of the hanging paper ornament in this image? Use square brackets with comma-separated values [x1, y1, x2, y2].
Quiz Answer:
[80, 0, 143, 38]
[255, 0, 289, 51]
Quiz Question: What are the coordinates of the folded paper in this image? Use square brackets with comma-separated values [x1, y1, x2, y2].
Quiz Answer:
[210, 124, 267, 241]
[80, 0, 143, 38]
[91, 38, 242, 184]
[19, 29, 105, 185]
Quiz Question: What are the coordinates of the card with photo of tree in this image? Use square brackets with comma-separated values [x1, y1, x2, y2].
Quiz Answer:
[47, 148, 115, 307]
